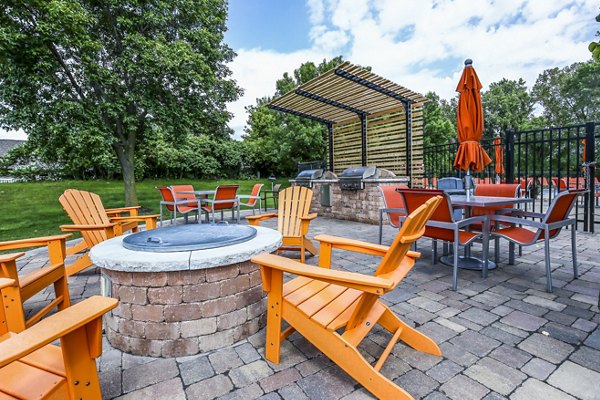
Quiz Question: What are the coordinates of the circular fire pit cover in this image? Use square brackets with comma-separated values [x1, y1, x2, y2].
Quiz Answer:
[122, 224, 257, 252]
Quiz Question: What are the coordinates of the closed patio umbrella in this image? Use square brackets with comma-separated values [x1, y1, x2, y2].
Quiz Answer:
[494, 134, 504, 183]
[453, 59, 491, 197]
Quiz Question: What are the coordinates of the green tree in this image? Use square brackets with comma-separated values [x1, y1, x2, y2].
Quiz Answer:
[588, 12, 600, 60]
[422, 91, 456, 147]
[243, 57, 344, 177]
[531, 61, 600, 126]
[481, 78, 535, 137]
[0, 0, 240, 205]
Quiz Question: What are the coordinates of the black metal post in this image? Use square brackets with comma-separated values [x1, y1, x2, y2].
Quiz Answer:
[360, 114, 367, 166]
[585, 122, 596, 233]
[328, 123, 334, 172]
[505, 129, 515, 184]
[405, 104, 412, 181]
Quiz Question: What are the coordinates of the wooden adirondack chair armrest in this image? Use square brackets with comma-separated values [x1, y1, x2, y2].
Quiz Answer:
[0, 252, 26, 264]
[315, 234, 390, 257]
[0, 234, 72, 252]
[300, 213, 318, 221]
[109, 215, 159, 222]
[60, 223, 117, 232]
[0, 296, 118, 368]
[246, 212, 278, 226]
[252, 253, 394, 295]
[105, 206, 140, 216]
[0, 277, 17, 290]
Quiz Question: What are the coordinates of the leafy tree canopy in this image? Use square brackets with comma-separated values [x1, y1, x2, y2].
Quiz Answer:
[531, 60, 600, 126]
[243, 57, 344, 177]
[482, 78, 536, 137]
[422, 91, 456, 148]
[0, 0, 240, 204]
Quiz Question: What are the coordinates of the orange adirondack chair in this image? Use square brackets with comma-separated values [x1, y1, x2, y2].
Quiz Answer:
[0, 235, 71, 329]
[247, 186, 317, 262]
[59, 189, 158, 276]
[251, 196, 443, 399]
[0, 276, 117, 399]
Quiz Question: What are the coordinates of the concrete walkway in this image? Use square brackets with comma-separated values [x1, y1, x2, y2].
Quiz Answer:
[16, 215, 600, 400]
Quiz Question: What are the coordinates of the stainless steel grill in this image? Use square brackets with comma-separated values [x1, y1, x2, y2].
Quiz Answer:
[338, 166, 377, 190]
[294, 169, 324, 188]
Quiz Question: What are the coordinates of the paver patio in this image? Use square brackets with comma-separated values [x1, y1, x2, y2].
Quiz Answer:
[16, 214, 600, 399]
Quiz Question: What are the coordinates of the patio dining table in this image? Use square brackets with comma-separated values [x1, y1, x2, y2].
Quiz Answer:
[440, 195, 533, 271]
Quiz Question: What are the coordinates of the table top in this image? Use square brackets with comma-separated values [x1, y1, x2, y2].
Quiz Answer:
[450, 195, 533, 207]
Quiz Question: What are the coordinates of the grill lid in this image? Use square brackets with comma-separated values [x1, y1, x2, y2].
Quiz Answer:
[295, 169, 324, 180]
[339, 166, 377, 179]
[122, 224, 257, 252]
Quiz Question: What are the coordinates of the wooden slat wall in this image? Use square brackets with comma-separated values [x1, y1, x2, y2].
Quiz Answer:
[330, 103, 425, 181]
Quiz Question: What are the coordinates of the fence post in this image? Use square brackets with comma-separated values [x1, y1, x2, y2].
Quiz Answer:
[505, 130, 515, 183]
[585, 122, 596, 233]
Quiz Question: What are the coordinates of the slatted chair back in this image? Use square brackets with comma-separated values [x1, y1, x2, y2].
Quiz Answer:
[377, 185, 408, 228]
[375, 196, 442, 277]
[59, 189, 111, 247]
[246, 183, 263, 207]
[277, 186, 313, 238]
[210, 184, 240, 210]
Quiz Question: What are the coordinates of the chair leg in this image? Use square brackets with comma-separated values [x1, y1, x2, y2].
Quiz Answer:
[452, 240, 459, 291]
[378, 216, 383, 245]
[508, 242, 515, 265]
[571, 224, 578, 278]
[544, 234, 553, 292]
[482, 233, 489, 279]
[494, 237, 500, 265]
[432, 239, 437, 264]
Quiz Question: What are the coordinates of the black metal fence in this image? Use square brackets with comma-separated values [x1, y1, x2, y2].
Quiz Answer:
[423, 122, 599, 232]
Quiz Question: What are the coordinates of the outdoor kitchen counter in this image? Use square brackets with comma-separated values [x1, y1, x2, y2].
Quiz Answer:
[90, 226, 282, 358]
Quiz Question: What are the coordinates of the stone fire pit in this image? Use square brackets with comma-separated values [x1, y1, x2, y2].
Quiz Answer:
[90, 224, 281, 357]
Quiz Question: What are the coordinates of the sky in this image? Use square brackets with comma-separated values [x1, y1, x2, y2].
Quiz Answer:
[1, 0, 597, 140]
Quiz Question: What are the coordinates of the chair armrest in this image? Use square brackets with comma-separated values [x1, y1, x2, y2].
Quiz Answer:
[488, 215, 545, 229]
[380, 207, 406, 215]
[105, 206, 140, 216]
[455, 215, 487, 228]
[252, 253, 394, 294]
[0, 252, 25, 264]
[0, 234, 72, 252]
[0, 296, 118, 368]
[60, 223, 117, 232]
[0, 277, 17, 290]
[109, 215, 159, 222]
[246, 213, 277, 226]
[511, 210, 545, 219]
[237, 195, 260, 200]
[315, 234, 390, 257]
[300, 213, 318, 221]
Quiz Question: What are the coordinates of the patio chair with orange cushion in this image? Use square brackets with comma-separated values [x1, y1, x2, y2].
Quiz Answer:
[0, 276, 117, 399]
[0, 235, 71, 329]
[201, 184, 240, 223]
[251, 196, 443, 399]
[238, 183, 263, 215]
[59, 189, 158, 276]
[247, 186, 317, 263]
[156, 185, 201, 225]
[397, 188, 488, 290]
[551, 177, 569, 193]
[489, 189, 584, 292]
[377, 185, 408, 244]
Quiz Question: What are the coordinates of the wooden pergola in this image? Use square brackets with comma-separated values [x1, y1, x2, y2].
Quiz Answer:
[269, 61, 428, 179]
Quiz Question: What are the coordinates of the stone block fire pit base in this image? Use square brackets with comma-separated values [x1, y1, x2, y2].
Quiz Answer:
[103, 261, 265, 357]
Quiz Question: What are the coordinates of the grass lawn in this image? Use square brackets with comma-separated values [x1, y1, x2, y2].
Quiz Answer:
[0, 178, 288, 242]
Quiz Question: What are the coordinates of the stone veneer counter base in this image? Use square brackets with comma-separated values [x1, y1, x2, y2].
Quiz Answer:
[90, 226, 282, 357]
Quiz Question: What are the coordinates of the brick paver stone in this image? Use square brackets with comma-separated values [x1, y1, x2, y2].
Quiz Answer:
[547, 360, 600, 400]
[229, 360, 273, 388]
[568, 346, 600, 373]
[394, 369, 439, 399]
[510, 378, 575, 400]
[296, 366, 356, 399]
[517, 333, 574, 364]
[463, 357, 526, 395]
[179, 355, 214, 385]
[185, 374, 233, 399]
[425, 360, 463, 383]
[440, 374, 489, 400]
[115, 378, 185, 400]
[499, 310, 546, 331]
[488, 345, 531, 368]
[520, 357, 556, 380]
[450, 331, 501, 357]
[583, 329, 600, 350]
[121, 358, 179, 393]
[259, 368, 302, 393]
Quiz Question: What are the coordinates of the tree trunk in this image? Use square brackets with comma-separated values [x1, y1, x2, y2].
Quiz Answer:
[113, 139, 139, 206]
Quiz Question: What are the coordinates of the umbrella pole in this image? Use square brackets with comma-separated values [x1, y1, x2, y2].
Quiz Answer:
[465, 169, 473, 199]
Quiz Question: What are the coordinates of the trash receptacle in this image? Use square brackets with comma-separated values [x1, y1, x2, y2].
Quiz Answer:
[320, 184, 332, 207]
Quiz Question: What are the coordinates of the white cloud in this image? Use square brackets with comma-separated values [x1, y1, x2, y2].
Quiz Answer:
[0, 129, 27, 140]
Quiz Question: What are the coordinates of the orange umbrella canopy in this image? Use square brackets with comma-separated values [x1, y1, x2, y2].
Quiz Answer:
[453, 60, 491, 172]
[494, 135, 504, 175]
